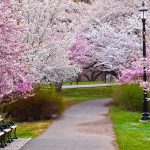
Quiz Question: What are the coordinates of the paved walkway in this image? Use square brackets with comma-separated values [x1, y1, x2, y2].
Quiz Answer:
[62, 83, 119, 89]
[21, 99, 118, 150]
[0, 138, 31, 150]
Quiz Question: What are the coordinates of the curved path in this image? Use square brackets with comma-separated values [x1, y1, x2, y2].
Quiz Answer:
[21, 99, 118, 150]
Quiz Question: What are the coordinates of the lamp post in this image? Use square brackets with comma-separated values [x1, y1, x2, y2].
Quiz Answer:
[139, 1, 150, 121]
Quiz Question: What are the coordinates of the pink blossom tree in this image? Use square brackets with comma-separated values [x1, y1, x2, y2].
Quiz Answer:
[0, 1, 33, 100]
[68, 32, 103, 81]
[69, 32, 93, 67]
[119, 49, 150, 91]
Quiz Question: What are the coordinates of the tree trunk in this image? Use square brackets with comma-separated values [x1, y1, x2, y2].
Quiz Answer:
[55, 82, 63, 92]
[104, 72, 107, 83]
[91, 71, 102, 81]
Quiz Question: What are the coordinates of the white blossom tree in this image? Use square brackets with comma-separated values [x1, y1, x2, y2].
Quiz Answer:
[15, 0, 89, 88]
[70, 0, 145, 75]
[82, 22, 141, 71]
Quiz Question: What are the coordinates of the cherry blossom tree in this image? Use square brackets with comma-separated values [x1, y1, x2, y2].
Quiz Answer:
[118, 50, 150, 90]
[16, 0, 90, 87]
[0, 1, 33, 99]
[105, 1, 150, 89]
[68, 0, 150, 81]
[118, 14, 150, 90]
[68, 0, 146, 79]
[69, 32, 93, 67]
[68, 32, 103, 81]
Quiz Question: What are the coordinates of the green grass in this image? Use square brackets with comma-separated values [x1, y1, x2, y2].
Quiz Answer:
[61, 87, 113, 106]
[109, 106, 150, 150]
[17, 120, 52, 138]
[63, 81, 114, 85]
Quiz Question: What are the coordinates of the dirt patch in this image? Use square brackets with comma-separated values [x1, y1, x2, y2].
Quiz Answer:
[76, 115, 114, 137]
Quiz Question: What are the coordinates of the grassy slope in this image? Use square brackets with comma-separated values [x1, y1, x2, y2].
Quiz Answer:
[109, 106, 150, 150]
[61, 87, 113, 106]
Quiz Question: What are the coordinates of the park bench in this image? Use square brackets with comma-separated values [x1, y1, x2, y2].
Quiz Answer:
[8, 121, 18, 139]
[0, 125, 5, 148]
[0, 117, 18, 148]
[0, 118, 6, 148]
[1, 124, 12, 144]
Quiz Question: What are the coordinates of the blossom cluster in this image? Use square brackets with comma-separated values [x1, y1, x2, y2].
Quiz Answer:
[119, 52, 150, 91]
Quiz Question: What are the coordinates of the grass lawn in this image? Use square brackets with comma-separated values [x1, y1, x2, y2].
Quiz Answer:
[17, 120, 52, 138]
[61, 87, 113, 106]
[109, 106, 150, 150]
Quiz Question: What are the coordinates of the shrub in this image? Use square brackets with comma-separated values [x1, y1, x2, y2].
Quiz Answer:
[3, 86, 64, 121]
[111, 84, 149, 112]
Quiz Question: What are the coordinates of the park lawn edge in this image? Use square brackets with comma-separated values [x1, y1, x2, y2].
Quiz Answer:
[17, 120, 53, 138]
[109, 106, 150, 150]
